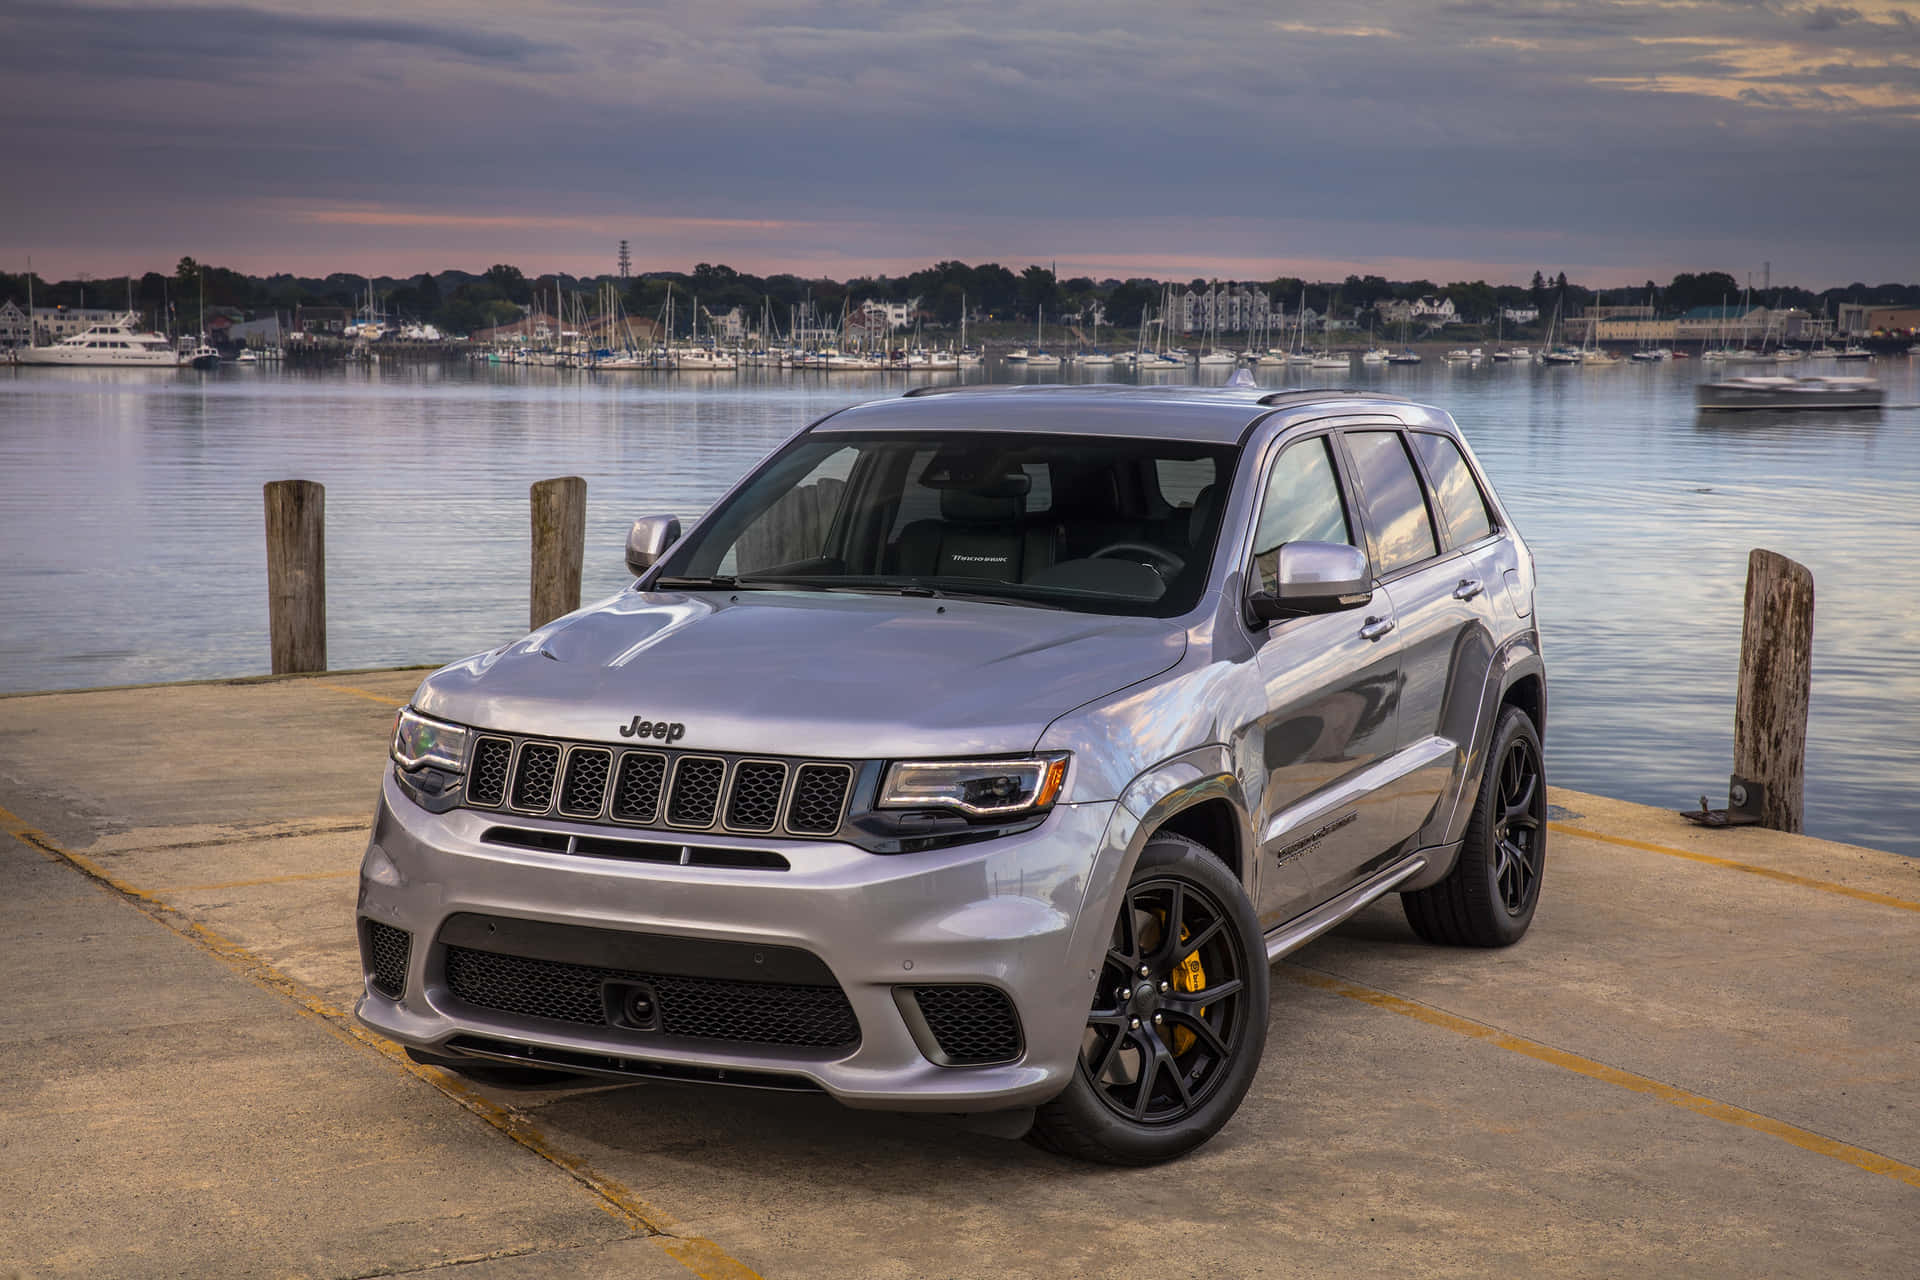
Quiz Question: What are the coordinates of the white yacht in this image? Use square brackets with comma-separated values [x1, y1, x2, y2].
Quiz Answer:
[13, 314, 186, 367]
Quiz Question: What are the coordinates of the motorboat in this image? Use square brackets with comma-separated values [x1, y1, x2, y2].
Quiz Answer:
[13, 314, 187, 367]
[1695, 375, 1883, 411]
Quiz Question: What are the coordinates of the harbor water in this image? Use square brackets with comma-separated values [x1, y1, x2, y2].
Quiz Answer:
[3, 356, 1917, 855]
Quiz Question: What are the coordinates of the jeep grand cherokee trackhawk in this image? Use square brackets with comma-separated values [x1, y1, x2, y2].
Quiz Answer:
[357, 384, 1547, 1165]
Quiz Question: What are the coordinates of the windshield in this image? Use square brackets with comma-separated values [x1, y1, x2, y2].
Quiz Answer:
[652, 430, 1240, 618]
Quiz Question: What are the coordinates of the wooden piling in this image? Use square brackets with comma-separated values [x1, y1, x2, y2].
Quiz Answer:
[263, 480, 326, 674]
[530, 476, 587, 630]
[1733, 548, 1814, 832]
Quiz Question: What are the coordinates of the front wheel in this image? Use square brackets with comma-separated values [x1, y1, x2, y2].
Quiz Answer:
[1030, 833, 1268, 1165]
[1402, 704, 1547, 947]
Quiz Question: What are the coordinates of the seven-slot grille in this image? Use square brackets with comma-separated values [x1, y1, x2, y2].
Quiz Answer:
[463, 734, 856, 839]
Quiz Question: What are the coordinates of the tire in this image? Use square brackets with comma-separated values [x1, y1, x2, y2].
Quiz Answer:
[1030, 832, 1268, 1165]
[404, 1046, 584, 1089]
[1402, 704, 1547, 947]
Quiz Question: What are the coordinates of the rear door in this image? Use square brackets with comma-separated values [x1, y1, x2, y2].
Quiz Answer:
[1406, 429, 1515, 844]
[1334, 428, 1502, 885]
[1246, 431, 1402, 929]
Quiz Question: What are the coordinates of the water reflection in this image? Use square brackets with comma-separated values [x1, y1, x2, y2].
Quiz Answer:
[3, 354, 1918, 856]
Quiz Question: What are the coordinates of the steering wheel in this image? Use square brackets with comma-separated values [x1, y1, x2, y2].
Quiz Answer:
[1089, 542, 1185, 580]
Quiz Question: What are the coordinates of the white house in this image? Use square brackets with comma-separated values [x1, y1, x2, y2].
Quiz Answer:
[0, 299, 28, 347]
[1501, 306, 1539, 325]
[1410, 296, 1456, 323]
[857, 298, 921, 331]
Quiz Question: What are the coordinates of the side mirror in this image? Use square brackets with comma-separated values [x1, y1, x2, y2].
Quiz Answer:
[1248, 541, 1372, 621]
[625, 515, 681, 576]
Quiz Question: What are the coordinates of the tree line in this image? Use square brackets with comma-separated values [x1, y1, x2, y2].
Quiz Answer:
[4, 259, 1915, 338]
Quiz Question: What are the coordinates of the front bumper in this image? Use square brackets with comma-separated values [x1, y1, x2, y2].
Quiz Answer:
[354, 770, 1122, 1111]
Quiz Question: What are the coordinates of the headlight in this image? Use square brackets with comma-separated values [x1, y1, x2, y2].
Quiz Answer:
[391, 707, 470, 773]
[877, 755, 1069, 818]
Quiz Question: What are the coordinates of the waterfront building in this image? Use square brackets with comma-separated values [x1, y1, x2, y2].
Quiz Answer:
[1176, 284, 1274, 334]
[856, 299, 921, 331]
[0, 300, 27, 347]
[1502, 306, 1540, 325]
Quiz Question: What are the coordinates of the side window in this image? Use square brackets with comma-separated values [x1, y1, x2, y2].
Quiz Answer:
[1344, 431, 1439, 575]
[1250, 437, 1352, 592]
[1410, 433, 1494, 548]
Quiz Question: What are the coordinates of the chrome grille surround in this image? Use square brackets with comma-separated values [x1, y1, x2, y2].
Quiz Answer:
[789, 763, 855, 835]
[462, 734, 857, 839]
[725, 759, 788, 833]
[665, 755, 727, 829]
[467, 736, 512, 808]
[508, 741, 561, 813]
[557, 746, 613, 819]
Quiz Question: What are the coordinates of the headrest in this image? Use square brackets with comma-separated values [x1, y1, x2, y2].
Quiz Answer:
[941, 488, 1025, 524]
[1188, 483, 1220, 543]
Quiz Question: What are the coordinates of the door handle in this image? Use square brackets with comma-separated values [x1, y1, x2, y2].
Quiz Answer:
[1452, 578, 1484, 601]
[1359, 616, 1395, 641]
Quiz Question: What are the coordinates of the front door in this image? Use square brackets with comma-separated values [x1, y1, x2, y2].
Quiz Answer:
[1247, 434, 1401, 929]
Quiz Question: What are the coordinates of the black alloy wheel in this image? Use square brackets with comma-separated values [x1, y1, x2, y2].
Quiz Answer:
[1082, 876, 1246, 1124]
[1401, 704, 1548, 947]
[1490, 729, 1545, 914]
[1031, 833, 1268, 1165]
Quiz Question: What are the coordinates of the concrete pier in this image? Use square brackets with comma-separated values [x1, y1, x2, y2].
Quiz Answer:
[2, 670, 1916, 1278]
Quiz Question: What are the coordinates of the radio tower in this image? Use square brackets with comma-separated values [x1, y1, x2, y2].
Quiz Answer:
[617, 240, 631, 281]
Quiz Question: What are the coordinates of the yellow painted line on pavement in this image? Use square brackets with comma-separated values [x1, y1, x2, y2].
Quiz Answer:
[326, 683, 409, 708]
[1549, 821, 1920, 915]
[0, 802, 764, 1280]
[164, 869, 359, 893]
[1282, 964, 1920, 1192]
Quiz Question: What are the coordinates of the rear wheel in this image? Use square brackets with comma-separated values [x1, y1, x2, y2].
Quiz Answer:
[1402, 705, 1547, 947]
[1031, 833, 1267, 1165]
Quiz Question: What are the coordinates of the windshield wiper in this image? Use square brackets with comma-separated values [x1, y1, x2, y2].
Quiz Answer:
[651, 574, 842, 593]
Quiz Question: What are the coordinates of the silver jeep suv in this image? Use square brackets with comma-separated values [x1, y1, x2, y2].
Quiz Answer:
[357, 384, 1547, 1164]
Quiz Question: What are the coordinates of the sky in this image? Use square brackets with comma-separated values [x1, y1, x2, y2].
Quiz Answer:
[1, 0, 1916, 289]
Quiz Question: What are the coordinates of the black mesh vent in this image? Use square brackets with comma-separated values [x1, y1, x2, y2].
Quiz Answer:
[788, 764, 851, 835]
[511, 742, 561, 811]
[726, 761, 787, 832]
[653, 973, 857, 1047]
[558, 748, 612, 818]
[443, 945, 858, 1048]
[365, 921, 411, 999]
[611, 751, 665, 823]
[913, 985, 1021, 1065]
[667, 757, 725, 827]
[468, 737, 511, 807]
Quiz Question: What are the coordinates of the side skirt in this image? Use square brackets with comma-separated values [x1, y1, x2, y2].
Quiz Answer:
[1263, 851, 1429, 962]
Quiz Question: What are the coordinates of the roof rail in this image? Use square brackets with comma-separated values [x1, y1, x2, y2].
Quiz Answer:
[1255, 388, 1414, 407]
[900, 384, 1031, 398]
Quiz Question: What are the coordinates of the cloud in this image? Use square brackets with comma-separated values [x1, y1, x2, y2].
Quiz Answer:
[0, 0, 1914, 287]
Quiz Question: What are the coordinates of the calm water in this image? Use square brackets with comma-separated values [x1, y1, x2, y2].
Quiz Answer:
[3, 356, 1918, 855]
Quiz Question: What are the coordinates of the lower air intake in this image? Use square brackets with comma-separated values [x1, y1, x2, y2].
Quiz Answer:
[365, 920, 411, 999]
[911, 985, 1022, 1066]
[443, 945, 860, 1050]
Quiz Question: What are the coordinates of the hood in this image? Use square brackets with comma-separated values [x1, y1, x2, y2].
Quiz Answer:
[413, 588, 1188, 759]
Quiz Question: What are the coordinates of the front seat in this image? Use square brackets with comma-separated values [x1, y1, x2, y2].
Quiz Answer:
[891, 488, 1057, 582]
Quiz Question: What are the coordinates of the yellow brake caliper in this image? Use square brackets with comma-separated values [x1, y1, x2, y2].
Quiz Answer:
[1170, 925, 1207, 1054]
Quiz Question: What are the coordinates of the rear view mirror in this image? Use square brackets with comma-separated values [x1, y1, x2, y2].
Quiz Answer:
[625, 515, 682, 575]
[1249, 541, 1372, 621]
